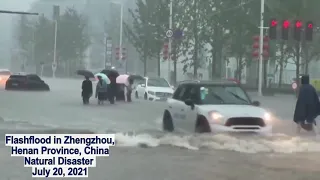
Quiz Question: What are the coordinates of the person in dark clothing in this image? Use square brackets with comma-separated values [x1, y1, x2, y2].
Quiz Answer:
[293, 75, 320, 135]
[107, 76, 116, 104]
[81, 76, 93, 105]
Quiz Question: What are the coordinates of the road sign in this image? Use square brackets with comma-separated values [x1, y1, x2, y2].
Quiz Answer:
[53, 5, 60, 20]
[173, 29, 183, 39]
[166, 29, 173, 38]
[292, 82, 297, 90]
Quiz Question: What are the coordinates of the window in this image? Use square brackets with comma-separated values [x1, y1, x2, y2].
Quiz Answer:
[9, 75, 26, 80]
[147, 78, 170, 87]
[172, 86, 182, 100]
[27, 75, 41, 81]
[173, 85, 187, 100]
[0, 71, 10, 75]
[181, 85, 200, 103]
[199, 85, 250, 105]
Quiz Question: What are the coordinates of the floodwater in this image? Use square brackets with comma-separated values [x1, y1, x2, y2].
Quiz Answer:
[0, 78, 319, 180]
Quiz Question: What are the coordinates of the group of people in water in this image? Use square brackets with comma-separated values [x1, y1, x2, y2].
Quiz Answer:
[80, 75, 134, 105]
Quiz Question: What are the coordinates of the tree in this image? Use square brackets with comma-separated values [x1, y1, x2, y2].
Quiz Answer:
[33, 14, 54, 73]
[57, 8, 90, 75]
[15, 15, 34, 69]
[218, 0, 260, 82]
[124, 0, 166, 76]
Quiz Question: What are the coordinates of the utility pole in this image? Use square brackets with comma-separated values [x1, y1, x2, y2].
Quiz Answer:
[258, 0, 265, 96]
[52, 5, 60, 78]
[168, 0, 173, 83]
[0, 10, 38, 15]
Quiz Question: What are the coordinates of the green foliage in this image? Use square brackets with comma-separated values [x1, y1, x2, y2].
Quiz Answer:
[15, 15, 34, 63]
[15, 7, 90, 74]
[124, 0, 169, 75]
[57, 8, 90, 64]
[125, 0, 320, 82]
[33, 15, 54, 65]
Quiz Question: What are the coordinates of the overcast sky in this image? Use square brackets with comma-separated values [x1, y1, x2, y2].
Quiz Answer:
[0, 0, 35, 67]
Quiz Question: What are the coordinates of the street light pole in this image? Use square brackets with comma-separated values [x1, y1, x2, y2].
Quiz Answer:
[53, 20, 58, 78]
[119, 3, 123, 54]
[258, 0, 265, 96]
[168, 0, 173, 83]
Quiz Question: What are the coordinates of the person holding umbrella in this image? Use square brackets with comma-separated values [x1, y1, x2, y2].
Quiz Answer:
[81, 76, 93, 105]
[95, 75, 108, 105]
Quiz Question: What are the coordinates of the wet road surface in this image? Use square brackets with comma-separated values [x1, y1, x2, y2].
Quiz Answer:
[0, 78, 319, 179]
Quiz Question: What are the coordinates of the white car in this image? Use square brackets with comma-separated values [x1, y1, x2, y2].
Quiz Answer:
[135, 77, 174, 101]
[162, 80, 272, 133]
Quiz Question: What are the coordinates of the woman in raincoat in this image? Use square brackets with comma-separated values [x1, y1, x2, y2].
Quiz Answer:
[95, 76, 108, 104]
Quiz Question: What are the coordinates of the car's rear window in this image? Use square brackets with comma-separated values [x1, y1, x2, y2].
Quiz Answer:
[0, 71, 10, 75]
[9, 75, 26, 79]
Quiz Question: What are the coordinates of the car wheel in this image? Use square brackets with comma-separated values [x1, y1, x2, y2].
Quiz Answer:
[144, 93, 147, 100]
[195, 116, 211, 133]
[135, 91, 139, 99]
[162, 110, 174, 132]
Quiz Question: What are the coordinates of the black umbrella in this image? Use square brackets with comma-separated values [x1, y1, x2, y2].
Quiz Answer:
[77, 70, 94, 78]
[101, 69, 119, 78]
[101, 69, 119, 84]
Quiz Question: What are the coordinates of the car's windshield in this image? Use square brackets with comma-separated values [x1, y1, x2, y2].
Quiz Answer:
[147, 78, 170, 87]
[200, 85, 250, 105]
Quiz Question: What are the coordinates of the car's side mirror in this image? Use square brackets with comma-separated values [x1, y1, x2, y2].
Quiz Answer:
[184, 99, 195, 110]
[252, 101, 260, 106]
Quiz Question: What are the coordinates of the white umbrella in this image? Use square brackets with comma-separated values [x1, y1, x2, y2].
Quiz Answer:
[95, 73, 110, 84]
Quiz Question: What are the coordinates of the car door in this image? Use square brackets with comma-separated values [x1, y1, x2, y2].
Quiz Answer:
[170, 85, 187, 124]
[174, 85, 192, 131]
[184, 86, 200, 132]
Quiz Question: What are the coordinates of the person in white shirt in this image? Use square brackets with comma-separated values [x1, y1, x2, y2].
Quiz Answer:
[124, 78, 134, 102]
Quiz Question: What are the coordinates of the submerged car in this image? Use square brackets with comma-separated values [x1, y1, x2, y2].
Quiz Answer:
[5, 74, 50, 91]
[162, 80, 272, 133]
[135, 77, 174, 101]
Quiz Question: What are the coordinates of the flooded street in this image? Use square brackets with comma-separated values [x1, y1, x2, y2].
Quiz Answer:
[0, 78, 319, 179]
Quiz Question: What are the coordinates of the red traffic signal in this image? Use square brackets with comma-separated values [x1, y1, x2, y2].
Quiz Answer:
[306, 21, 313, 41]
[295, 20, 302, 28]
[282, 20, 290, 29]
[271, 19, 277, 27]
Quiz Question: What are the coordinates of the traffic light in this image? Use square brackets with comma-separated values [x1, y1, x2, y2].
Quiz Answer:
[294, 20, 302, 41]
[115, 47, 120, 60]
[121, 47, 127, 60]
[163, 42, 169, 60]
[269, 19, 278, 39]
[282, 20, 290, 40]
[305, 21, 313, 41]
[251, 35, 269, 59]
